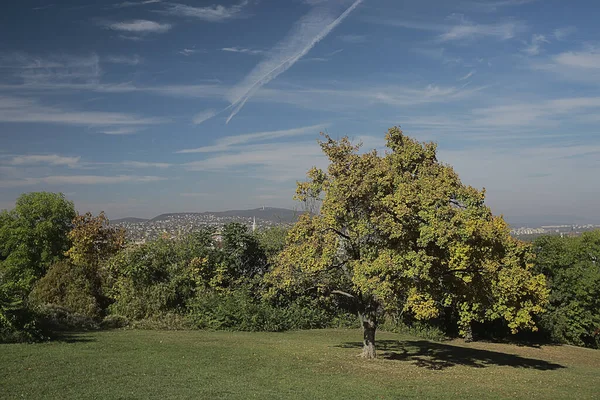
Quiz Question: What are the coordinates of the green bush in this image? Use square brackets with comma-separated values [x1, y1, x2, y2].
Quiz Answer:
[36, 304, 99, 332]
[380, 318, 446, 341]
[186, 290, 355, 332]
[29, 260, 103, 319]
[100, 315, 129, 329]
[105, 237, 208, 319]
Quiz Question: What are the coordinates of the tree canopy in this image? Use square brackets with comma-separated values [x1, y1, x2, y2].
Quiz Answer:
[0, 192, 75, 291]
[270, 127, 548, 358]
[533, 231, 600, 348]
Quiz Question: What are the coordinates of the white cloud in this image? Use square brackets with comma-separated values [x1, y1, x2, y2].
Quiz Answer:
[177, 123, 328, 153]
[531, 47, 600, 84]
[0, 175, 166, 188]
[106, 20, 171, 33]
[98, 127, 144, 135]
[105, 55, 142, 65]
[0, 95, 165, 127]
[0, 53, 101, 84]
[162, 1, 249, 22]
[225, 0, 363, 123]
[439, 19, 523, 42]
[113, 0, 161, 8]
[221, 47, 264, 55]
[471, 97, 600, 127]
[121, 161, 172, 169]
[553, 49, 600, 69]
[178, 48, 203, 56]
[458, 70, 476, 80]
[553, 27, 576, 41]
[192, 109, 218, 125]
[468, 0, 539, 12]
[183, 142, 326, 182]
[376, 17, 525, 42]
[8, 154, 80, 168]
[521, 34, 549, 56]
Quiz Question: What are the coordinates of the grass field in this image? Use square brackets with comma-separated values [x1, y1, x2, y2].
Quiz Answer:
[1, 329, 599, 399]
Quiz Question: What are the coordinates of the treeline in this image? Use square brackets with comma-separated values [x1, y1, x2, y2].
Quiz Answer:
[1, 192, 599, 349]
[0, 193, 355, 343]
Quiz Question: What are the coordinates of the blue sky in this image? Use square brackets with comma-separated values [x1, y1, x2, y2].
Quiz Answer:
[1, 0, 599, 225]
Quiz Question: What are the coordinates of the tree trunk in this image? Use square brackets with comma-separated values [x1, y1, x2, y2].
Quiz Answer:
[464, 322, 474, 343]
[361, 314, 377, 359]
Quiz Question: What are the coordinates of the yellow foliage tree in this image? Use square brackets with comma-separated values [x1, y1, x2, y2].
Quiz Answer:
[269, 127, 548, 358]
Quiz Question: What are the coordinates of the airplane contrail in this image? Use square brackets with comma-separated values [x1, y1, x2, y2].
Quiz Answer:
[224, 0, 364, 124]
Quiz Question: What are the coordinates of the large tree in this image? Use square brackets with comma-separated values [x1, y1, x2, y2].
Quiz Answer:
[0, 192, 76, 290]
[270, 127, 548, 358]
[533, 231, 600, 348]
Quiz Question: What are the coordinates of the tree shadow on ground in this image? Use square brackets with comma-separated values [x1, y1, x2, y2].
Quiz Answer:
[50, 332, 97, 344]
[337, 340, 565, 371]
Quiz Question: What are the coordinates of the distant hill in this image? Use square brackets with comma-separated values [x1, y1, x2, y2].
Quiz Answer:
[150, 207, 302, 224]
[110, 217, 149, 224]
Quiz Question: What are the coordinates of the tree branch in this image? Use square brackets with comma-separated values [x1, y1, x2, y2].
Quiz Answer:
[322, 227, 352, 241]
[449, 199, 467, 209]
[331, 290, 355, 299]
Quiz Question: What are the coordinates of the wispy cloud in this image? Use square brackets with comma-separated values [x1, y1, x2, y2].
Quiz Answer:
[0, 95, 165, 127]
[439, 18, 523, 42]
[105, 55, 142, 65]
[553, 27, 576, 41]
[178, 48, 203, 56]
[183, 142, 326, 182]
[192, 109, 218, 124]
[553, 49, 600, 69]
[8, 154, 80, 168]
[224, 0, 363, 123]
[161, 1, 249, 22]
[471, 97, 600, 127]
[221, 47, 264, 55]
[113, 0, 161, 8]
[521, 34, 548, 56]
[376, 16, 525, 42]
[0, 53, 101, 84]
[532, 47, 600, 83]
[32, 4, 55, 10]
[177, 123, 328, 153]
[0, 175, 166, 188]
[98, 127, 144, 135]
[458, 70, 476, 80]
[105, 20, 172, 33]
[120, 161, 171, 169]
[467, 0, 539, 12]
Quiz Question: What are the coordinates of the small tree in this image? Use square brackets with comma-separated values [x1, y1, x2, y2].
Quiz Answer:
[270, 127, 548, 358]
[66, 211, 126, 269]
[30, 212, 126, 318]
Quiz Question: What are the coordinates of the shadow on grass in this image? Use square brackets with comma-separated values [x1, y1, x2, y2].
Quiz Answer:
[50, 332, 97, 344]
[337, 340, 565, 371]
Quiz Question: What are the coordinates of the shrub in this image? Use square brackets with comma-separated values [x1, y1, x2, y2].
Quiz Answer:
[29, 260, 103, 319]
[380, 318, 446, 342]
[35, 304, 98, 332]
[100, 315, 129, 329]
[186, 290, 355, 332]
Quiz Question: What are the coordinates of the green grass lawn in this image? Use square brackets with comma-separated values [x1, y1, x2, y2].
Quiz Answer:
[1, 329, 599, 399]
